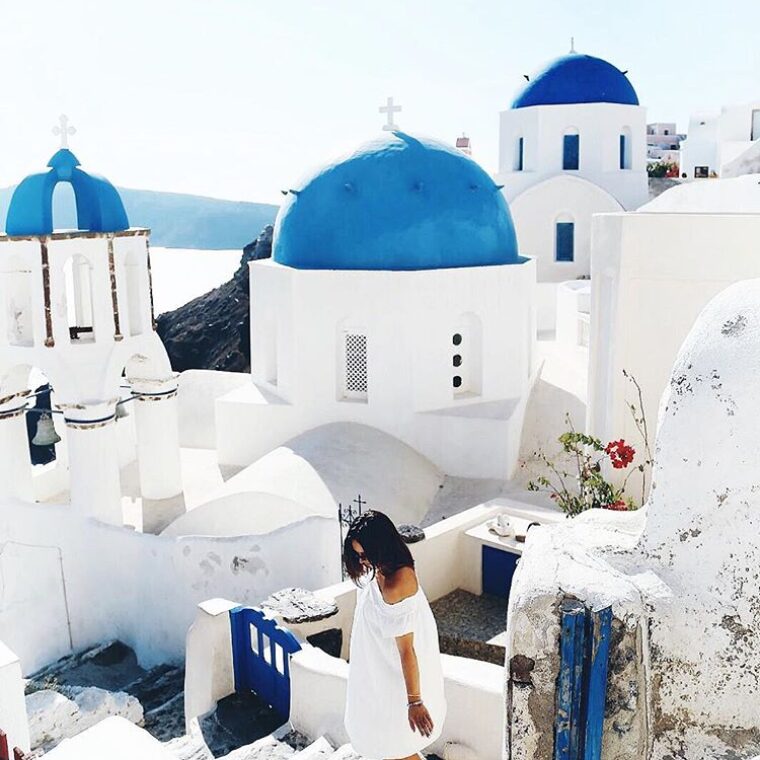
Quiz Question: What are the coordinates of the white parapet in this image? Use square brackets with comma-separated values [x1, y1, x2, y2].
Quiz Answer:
[183, 598, 237, 732]
[289, 644, 504, 760]
[0, 639, 31, 754]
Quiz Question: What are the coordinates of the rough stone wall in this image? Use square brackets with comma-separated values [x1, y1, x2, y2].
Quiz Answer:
[505, 278, 760, 760]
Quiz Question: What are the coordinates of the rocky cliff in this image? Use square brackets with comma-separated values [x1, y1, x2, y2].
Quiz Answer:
[155, 225, 273, 372]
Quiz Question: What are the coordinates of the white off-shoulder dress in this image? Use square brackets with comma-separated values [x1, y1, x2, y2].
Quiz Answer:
[344, 572, 447, 759]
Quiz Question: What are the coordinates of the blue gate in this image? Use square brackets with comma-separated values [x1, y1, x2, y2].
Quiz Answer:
[554, 600, 613, 760]
[229, 606, 303, 719]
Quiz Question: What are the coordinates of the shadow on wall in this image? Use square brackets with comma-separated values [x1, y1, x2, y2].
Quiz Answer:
[516, 376, 586, 488]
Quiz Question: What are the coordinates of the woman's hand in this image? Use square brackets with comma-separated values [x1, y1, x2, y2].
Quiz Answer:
[408, 702, 434, 737]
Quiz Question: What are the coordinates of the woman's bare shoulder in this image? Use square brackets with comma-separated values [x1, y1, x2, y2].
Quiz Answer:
[383, 565, 419, 604]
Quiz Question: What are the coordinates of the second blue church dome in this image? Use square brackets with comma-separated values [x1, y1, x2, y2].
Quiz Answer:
[512, 54, 639, 109]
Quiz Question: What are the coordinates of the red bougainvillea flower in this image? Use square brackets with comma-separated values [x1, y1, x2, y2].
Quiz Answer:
[605, 439, 636, 469]
[604, 500, 628, 511]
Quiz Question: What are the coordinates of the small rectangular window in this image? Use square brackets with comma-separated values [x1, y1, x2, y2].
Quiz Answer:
[343, 332, 368, 400]
[556, 222, 575, 262]
[515, 137, 524, 171]
[694, 166, 709, 179]
[563, 135, 579, 170]
[619, 134, 627, 170]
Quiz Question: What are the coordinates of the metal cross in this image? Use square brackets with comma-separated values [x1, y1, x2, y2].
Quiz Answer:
[379, 97, 402, 131]
[569, 37, 576, 54]
[353, 494, 366, 514]
[53, 114, 76, 149]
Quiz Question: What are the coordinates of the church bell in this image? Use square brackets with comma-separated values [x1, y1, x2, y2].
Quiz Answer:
[32, 412, 62, 446]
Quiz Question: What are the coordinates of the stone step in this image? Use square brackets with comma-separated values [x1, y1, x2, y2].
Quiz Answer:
[290, 736, 334, 760]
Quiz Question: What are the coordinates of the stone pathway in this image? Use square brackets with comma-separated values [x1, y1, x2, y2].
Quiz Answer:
[430, 588, 508, 665]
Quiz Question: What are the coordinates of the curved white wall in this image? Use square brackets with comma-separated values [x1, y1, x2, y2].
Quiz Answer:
[510, 175, 622, 283]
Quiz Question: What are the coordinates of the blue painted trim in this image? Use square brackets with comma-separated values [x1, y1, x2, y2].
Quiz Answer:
[481, 545, 519, 598]
[555, 600, 587, 760]
[583, 606, 613, 760]
[229, 605, 302, 719]
[556, 222, 575, 262]
[554, 601, 613, 760]
[563, 135, 580, 171]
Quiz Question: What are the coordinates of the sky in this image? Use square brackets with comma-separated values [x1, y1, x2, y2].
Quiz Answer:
[2, 0, 760, 205]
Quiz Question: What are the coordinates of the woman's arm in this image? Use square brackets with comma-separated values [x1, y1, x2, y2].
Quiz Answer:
[395, 634, 434, 737]
[396, 633, 421, 698]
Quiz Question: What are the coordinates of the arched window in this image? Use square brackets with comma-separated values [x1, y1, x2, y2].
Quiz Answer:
[563, 128, 580, 170]
[619, 127, 632, 170]
[555, 215, 575, 263]
[452, 313, 482, 398]
[51, 182, 78, 230]
[63, 255, 95, 342]
[514, 136, 524, 171]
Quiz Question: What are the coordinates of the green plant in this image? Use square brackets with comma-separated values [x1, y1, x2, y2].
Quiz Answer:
[647, 160, 679, 178]
[526, 371, 653, 516]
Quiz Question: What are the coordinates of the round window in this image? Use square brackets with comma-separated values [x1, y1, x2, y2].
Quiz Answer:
[453, 376, 463, 389]
[453, 333, 462, 346]
[453, 354, 462, 367]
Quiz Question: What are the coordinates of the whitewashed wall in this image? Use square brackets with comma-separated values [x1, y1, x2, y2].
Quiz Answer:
[0, 640, 30, 753]
[509, 175, 623, 283]
[0, 496, 339, 673]
[217, 260, 536, 481]
[588, 212, 760, 475]
[177, 370, 250, 449]
[496, 102, 648, 211]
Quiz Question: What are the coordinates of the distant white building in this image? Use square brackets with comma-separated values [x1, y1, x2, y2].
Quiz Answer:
[216, 131, 537, 481]
[646, 122, 684, 165]
[680, 100, 760, 179]
[495, 50, 648, 329]
[587, 175, 760, 489]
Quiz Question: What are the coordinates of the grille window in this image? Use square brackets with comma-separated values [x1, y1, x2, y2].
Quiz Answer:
[344, 333, 368, 397]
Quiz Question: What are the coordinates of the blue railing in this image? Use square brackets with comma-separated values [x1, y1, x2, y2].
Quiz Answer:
[554, 599, 613, 760]
[229, 606, 303, 719]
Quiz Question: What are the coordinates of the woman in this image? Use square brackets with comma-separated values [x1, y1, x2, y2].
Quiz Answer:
[343, 510, 447, 760]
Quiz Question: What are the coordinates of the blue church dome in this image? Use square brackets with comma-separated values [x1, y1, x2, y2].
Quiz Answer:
[512, 54, 639, 109]
[272, 132, 522, 271]
[5, 149, 129, 236]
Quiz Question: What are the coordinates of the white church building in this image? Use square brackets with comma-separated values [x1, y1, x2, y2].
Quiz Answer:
[217, 131, 537, 483]
[495, 49, 648, 329]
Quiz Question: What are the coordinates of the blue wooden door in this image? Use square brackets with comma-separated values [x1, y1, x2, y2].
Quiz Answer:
[554, 600, 613, 760]
[229, 606, 302, 719]
[482, 545, 519, 598]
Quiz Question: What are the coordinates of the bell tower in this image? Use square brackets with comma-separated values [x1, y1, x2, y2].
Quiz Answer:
[0, 119, 182, 525]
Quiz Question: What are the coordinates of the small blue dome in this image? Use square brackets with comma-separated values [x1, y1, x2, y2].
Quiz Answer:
[5, 149, 129, 236]
[512, 54, 639, 109]
[273, 132, 522, 271]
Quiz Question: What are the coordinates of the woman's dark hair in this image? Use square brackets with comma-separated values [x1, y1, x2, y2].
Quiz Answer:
[343, 509, 414, 584]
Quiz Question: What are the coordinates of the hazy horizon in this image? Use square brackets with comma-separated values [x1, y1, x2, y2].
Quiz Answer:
[4, 0, 760, 205]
